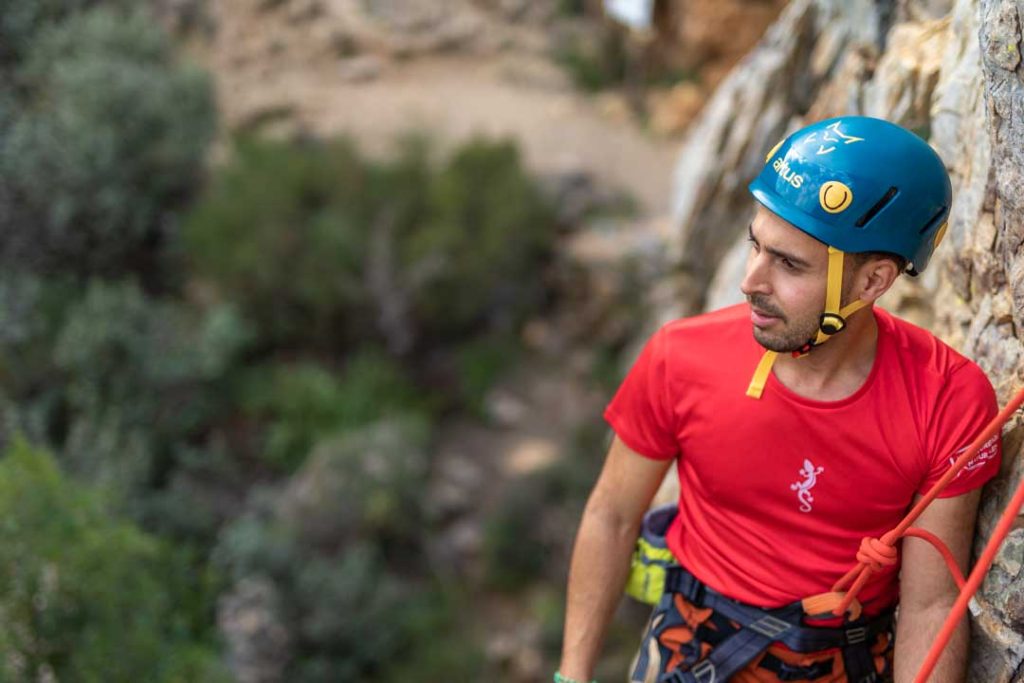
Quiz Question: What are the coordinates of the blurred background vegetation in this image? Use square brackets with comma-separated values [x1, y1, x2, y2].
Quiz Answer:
[0, 2, 677, 680]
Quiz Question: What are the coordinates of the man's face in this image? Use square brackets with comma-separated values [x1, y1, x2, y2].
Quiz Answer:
[740, 206, 831, 353]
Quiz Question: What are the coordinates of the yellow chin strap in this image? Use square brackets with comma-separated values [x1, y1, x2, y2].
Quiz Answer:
[746, 246, 869, 399]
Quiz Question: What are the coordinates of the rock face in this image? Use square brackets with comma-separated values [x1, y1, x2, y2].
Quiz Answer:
[665, 0, 1024, 679]
[651, 0, 789, 87]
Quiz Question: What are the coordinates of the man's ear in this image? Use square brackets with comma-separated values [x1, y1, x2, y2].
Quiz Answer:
[855, 257, 900, 302]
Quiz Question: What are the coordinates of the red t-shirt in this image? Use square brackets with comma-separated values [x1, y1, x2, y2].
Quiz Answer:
[605, 303, 1000, 614]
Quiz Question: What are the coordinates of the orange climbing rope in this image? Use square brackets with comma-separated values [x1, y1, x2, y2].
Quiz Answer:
[828, 384, 1024, 682]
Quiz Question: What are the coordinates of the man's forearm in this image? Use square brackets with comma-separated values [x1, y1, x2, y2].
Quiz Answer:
[893, 603, 969, 683]
[559, 501, 641, 681]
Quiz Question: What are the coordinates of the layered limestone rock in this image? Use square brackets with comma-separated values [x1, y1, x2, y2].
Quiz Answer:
[666, 0, 1024, 679]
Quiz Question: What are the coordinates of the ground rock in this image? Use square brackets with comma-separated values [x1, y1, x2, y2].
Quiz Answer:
[336, 54, 383, 82]
[653, 0, 789, 89]
[218, 577, 291, 683]
[647, 82, 706, 136]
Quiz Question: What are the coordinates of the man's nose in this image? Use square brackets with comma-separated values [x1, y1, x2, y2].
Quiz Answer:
[740, 250, 770, 297]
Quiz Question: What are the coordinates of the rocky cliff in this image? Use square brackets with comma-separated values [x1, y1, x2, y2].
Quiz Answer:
[665, 0, 1024, 679]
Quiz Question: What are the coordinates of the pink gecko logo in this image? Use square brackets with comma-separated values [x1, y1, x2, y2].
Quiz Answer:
[790, 459, 825, 513]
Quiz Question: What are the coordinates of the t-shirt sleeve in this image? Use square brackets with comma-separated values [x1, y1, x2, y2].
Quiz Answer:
[919, 361, 1001, 498]
[603, 326, 680, 460]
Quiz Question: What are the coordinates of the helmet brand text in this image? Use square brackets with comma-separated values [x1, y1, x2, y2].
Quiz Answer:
[772, 157, 804, 189]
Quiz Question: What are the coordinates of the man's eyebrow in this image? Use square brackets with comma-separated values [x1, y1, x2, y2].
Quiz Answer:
[747, 223, 811, 268]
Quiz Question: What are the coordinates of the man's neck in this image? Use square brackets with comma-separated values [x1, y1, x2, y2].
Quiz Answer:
[772, 307, 880, 402]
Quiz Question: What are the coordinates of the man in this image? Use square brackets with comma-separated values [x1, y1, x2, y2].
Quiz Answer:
[557, 117, 1001, 683]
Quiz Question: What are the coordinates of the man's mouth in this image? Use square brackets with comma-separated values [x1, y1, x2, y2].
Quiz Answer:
[748, 298, 785, 327]
[750, 307, 780, 327]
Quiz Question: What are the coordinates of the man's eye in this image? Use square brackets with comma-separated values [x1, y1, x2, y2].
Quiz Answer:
[747, 237, 759, 251]
[780, 257, 796, 270]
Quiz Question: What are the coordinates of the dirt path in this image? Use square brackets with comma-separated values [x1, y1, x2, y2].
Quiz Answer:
[201, 34, 681, 216]
[300, 57, 676, 215]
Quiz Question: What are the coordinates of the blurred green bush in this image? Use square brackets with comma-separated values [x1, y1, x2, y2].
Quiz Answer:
[184, 137, 371, 350]
[0, 438, 227, 682]
[185, 135, 556, 352]
[0, 277, 249, 506]
[0, 5, 214, 280]
[56, 280, 248, 491]
[555, 27, 629, 92]
[216, 419, 482, 681]
[483, 421, 607, 591]
[236, 349, 432, 471]
[410, 139, 555, 336]
[0, 1, 126, 69]
[454, 334, 521, 416]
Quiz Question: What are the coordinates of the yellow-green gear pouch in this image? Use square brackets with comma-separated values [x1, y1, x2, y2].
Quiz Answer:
[624, 503, 679, 605]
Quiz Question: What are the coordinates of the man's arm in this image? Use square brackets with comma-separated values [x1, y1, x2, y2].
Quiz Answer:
[893, 488, 982, 683]
[558, 435, 674, 681]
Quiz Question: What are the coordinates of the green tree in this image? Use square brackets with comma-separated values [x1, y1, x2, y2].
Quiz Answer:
[0, 439, 227, 682]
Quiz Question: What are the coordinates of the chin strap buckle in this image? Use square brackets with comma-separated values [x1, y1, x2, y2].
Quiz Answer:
[819, 312, 847, 336]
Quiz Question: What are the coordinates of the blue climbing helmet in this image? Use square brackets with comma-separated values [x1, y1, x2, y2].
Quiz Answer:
[743, 117, 953, 400]
[748, 116, 952, 275]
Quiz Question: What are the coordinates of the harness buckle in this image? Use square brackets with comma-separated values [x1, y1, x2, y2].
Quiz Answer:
[669, 567, 705, 605]
[845, 626, 868, 645]
[748, 615, 792, 639]
[688, 578, 706, 606]
[690, 659, 717, 683]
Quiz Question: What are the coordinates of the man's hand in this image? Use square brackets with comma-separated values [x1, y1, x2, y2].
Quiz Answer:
[893, 489, 982, 683]
[558, 436, 674, 681]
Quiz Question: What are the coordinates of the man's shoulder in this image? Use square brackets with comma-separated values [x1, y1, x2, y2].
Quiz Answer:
[643, 304, 757, 386]
[878, 307, 987, 388]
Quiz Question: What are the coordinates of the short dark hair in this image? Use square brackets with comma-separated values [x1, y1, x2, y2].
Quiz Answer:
[849, 251, 908, 275]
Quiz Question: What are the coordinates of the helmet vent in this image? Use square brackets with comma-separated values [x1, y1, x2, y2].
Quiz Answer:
[918, 206, 948, 234]
[854, 187, 899, 228]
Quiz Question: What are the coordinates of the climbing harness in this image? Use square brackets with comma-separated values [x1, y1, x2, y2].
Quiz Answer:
[628, 505, 893, 682]
[631, 564, 893, 683]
